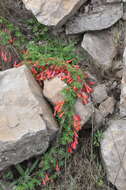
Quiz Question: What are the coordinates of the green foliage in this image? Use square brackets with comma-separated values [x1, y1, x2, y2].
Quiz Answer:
[93, 130, 103, 147]
[0, 16, 26, 48]
[0, 17, 94, 190]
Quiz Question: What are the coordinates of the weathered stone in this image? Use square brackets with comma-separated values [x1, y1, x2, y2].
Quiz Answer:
[22, 0, 87, 27]
[101, 119, 126, 190]
[81, 31, 117, 69]
[92, 84, 108, 104]
[43, 77, 93, 126]
[106, 0, 122, 2]
[94, 108, 104, 128]
[99, 97, 115, 117]
[66, 4, 123, 34]
[0, 65, 58, 171]
[43, 77, 67, 105]
[75, 100, 93, 127]
[120, 47, 126, 116]
[122, 3, 126, 20]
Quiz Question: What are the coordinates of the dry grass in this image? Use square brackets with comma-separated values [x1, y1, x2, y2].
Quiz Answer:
[42, 127, 114, 190]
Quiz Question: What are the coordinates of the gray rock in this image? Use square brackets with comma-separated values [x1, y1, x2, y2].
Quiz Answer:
[43, 77, 67, 105]
[22, 0, 87, 27]
[92, 84, 108, 104]
[94, 108, 104, 128]
[106, 0, 122, 2]
[120, 47, 126, 116]
[0, 65, 58, 171]
[75, 100, 93, 127]
[99, 97, 115, 117]
[101, 119, 126, 190]
[81, 31, 117, 69]
[122, 3, 126, 20]
[66, 3, 123, 34]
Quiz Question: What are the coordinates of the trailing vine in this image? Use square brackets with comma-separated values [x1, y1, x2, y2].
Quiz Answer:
[16, 43, 95, 187]
[0, 17, 95, 190]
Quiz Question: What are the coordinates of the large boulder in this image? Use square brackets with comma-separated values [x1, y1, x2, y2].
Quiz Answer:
[66, 3, 123, 34]
[22, 0, 87, 27]
[0, 65, 58, 171]
[101, 119, 126, 190]
[81, 31, 117, 69]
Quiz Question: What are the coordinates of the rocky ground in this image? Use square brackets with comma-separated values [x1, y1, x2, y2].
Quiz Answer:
[0, 0, 126, 190]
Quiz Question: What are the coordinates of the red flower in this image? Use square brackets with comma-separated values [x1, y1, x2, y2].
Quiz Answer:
[45, 174, 49, 182]
[13, 61, 22, 68]
[31, 67, 37, 74]
[68, 146, 73, 153]
[83, 83, 93, 94]
[54, 101, 65, 116]
[66, 59, 73, 64]
[71, 141, 77, 150]
[42, 179, 46, 185]
[59, 112, 64, 118]
[56, 161, 60, 172]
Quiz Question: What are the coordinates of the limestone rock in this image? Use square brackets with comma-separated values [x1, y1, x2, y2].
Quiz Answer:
[22, 0, 87, 27]
[81, 31, 117, 69]
[99, 97, 115, 117]
[66, 3, 123, 34]
[43, 77, 67, 105]
[43, 77, 93, 126]
[94, 109, 104, 128]
[0, 65, 58, 171]
[75, 100, 93, 127]
[101, 119, 126, 190]
[92, 84, 108, 104]
[120, 47, 126, 116]
[106, 0, 122, 2]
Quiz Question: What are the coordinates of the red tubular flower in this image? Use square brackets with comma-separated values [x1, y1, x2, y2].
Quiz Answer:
[73, 65, 80, 69]
[31, 67, 37, 74]
[13, 61, 22, 68]
[83, 83, 93, 94]
[73, 114, 81, 122]
[73, 86, 78, 92]
[66, 59, 73, 64]
[8, 38, 15, 44]
[73, 114, 81, 132]
[87, 80, 96, 86]
[74, 130, 78, 138]
[54, 101, 65, 116]
[56, 161, 60, 172]
[71, 141, 77, 150]
[59, 112, 64, 118]
[77, 76, 82, 82]
[68, 146, 73, 153]
[42, 179, 46, 185]
[1, 51, 7, 62]
[45, 174, 49, 182]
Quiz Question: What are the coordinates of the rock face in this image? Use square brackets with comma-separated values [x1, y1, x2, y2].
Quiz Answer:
[22, 0, 87, 27]
[0, 65, 58, 171]
[81, 31, 117, 69]
[101, 120, 126, 190]
[120, 47, 126, 116]
[66, 3, 123, 34]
